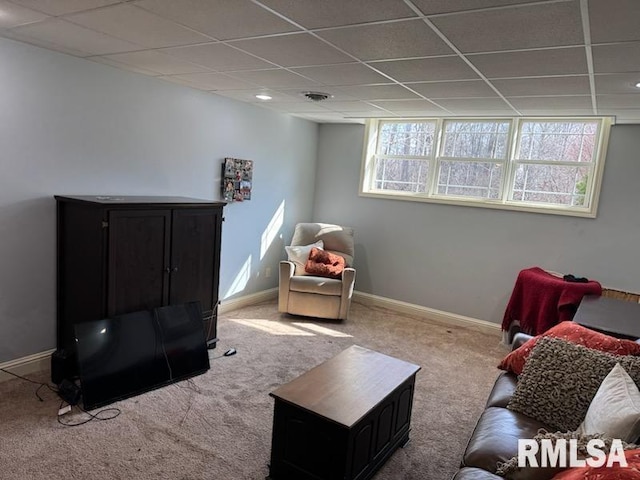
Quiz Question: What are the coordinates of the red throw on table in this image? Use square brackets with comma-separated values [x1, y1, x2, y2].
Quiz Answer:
[502, 267, 602, 336]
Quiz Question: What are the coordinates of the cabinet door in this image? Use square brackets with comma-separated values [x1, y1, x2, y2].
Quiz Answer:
[169, 208, 221, 320]
[108, 210, 171, 316]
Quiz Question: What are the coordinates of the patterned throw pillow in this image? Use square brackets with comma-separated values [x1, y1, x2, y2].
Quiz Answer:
[304, 247, 345, 279]
[499, 321, 640, 375]
[507, 337, 640, 432]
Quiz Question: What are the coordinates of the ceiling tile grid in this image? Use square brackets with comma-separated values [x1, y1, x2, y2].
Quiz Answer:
[0, 0, 639, 122]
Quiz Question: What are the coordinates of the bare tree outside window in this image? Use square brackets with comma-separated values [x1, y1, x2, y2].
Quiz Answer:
[362, 117, 610, 217]
[374, 121, 435, 193]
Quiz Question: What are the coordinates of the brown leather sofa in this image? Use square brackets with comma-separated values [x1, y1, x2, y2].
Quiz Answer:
[453, 333, 548, 480]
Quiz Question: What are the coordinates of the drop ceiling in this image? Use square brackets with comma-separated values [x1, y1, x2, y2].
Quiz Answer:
[1, 0, 640, 124]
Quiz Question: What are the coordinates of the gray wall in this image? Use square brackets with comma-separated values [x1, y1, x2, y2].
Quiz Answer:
[0, 37, 318, 363]
[314, 123, 640, 324]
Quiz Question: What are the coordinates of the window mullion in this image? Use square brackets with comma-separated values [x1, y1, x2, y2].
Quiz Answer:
[429, 118, 445, 197]
[502, 118, 520, 203]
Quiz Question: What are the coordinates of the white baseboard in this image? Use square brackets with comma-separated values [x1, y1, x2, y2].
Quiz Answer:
[219, 288, 278, 315]
[353, 291, 501, 335]
[1, 288, 497, 382]
[0, 349, 54, 383]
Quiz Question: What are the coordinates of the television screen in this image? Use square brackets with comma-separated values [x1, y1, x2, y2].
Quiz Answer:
[75, 302, 210, 410]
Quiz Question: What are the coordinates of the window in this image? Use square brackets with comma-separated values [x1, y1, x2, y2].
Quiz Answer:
[360, 117, 612, 217]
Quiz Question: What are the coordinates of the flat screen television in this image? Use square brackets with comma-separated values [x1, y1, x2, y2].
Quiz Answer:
[74, 301, 210, 410]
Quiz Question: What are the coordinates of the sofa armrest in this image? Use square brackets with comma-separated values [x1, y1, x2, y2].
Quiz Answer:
[338, 267, 356, 320]
[512, 332, 533, 351]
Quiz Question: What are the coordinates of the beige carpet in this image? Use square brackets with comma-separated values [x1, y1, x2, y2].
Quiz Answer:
[0, 300, 506, 480]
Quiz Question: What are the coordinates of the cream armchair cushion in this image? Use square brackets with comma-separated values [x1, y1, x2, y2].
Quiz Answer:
[279, 223, 355, 320]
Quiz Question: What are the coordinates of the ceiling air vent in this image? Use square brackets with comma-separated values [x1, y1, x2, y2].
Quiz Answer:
[302, 91, 332, 102]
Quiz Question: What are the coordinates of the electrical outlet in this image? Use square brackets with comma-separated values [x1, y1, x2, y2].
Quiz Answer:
[265, 267, 272, 278]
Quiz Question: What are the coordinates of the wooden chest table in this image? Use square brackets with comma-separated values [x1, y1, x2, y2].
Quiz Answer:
[268, 345, 421, 480]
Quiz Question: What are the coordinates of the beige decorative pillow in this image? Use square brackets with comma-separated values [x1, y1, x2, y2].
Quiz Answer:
[508, 337, 640, 432]
[578, 363, 640, 443]
[284, 240, 323, 276]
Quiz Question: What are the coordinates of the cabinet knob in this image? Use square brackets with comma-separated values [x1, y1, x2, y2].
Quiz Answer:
[164, 267, 171, 274]
[172, 267, 179, 273]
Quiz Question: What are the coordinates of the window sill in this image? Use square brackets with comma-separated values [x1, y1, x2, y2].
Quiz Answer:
[358, 190, 598, 218]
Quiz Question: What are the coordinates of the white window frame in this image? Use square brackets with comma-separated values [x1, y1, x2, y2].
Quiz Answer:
[359, 116, 613, 218]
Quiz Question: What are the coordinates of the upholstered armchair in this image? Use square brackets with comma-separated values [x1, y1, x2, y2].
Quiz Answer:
[279, 223, 356, 320]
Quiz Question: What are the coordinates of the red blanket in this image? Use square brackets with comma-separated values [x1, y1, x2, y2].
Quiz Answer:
[502, 267, 602, 335]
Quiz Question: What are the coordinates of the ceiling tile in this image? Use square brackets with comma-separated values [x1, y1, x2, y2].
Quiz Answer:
[592, 43, 640, 74]
[231, 33, 353, 67]
[277, 87, 358, 102]
[133, 0, 299, 40]
[291, 63, 390, 86]
[0, 1, 48, 28]
[434, 97, 514, 113]
[161, 72, 256, 90]
[89, 56, 161, 75]
[213, 89, 300, 103]
[256, 0, 417, 29]
[408, 80, 497, 98]
[334, 84, 419, 100]
[317, 19, 453, 61]
[261, 101, 332, 113]
[9, 17, 141, 55]
[66, 3, 212, 48]
[595, 73, 640, 94]
[99, 50, 211, 75]
[225, 69, 320, 88]
[292, 113, 362, 124]
[372, 56, 478, 82]
[589, 0, 640, 43]
[161, 43, 273, 71]
[372, 99, 448, 113]
[321, 101, 386, 113]
[469, 47, 588, 79]
[0, 27, 87, 55]
[507, 96, 593, 109]
[431, 2, 583, 53]
[516, 108, 596, 116]
[9, 0, 119, 16]
[491, 76, 591, 96]
[597, 94, 640, 109]
[411, 0, 554, 15]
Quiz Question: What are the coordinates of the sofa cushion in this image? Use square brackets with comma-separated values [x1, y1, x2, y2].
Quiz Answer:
[508, 337, 640, 432]
[453, 467, 504, 480]
[289, 275, 343, 296]
[499, 321, 640, 375]
[304, 247, 345, 279]
[462, 407, 550, 473]
[485, 372, 518, 408]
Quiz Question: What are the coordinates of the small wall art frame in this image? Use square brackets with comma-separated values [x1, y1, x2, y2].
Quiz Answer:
[222, 157, 253, 202]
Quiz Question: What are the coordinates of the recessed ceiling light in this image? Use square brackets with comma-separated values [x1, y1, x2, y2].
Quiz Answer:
[635, 82, 640, 88]
[255, 94, 272, 101]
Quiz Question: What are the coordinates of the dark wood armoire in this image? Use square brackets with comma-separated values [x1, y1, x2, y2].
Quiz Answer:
[53, 195, 224, 381]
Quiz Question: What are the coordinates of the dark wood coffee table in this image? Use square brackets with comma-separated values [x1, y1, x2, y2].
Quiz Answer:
[268, 345, 421, 480]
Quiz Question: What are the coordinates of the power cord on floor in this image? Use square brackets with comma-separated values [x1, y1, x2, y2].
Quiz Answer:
[0, 367, 58, 401]
[1, 367, 121, 427]
[56, 400, 121, 427]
